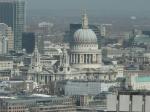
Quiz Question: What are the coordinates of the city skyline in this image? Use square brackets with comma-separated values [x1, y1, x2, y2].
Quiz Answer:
[0, 0, 150, 112]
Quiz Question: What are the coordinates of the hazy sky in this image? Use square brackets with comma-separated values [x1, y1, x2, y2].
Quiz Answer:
[27, 0, 150, 11]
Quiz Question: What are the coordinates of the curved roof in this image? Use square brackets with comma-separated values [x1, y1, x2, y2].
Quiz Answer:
[72, 12, 97, 44]
[73, 29, 97, 43]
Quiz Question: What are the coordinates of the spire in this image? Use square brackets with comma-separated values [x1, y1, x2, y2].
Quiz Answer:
[34, 37, 38, 51]
[33, 37, 40, 56]
[82, 10, 89, 29]
[34, 42, 38, 52]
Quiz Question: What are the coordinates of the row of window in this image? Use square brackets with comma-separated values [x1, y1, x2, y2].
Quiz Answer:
[9, 106, 25, 109]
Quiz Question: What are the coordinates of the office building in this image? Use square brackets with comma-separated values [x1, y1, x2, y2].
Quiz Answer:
[0, 57, 13, 70]
[38, 22, 54, 35]
[22, 32, 35, 53]
[0, 0, 25, 51]
[107, 91, 150, 112]
[0, 23, 14, 53]
[0, 33, 8, 54]
[100, 24, 112, 38]
[7, 27, 14, 52]
[0, 95, 76, 112]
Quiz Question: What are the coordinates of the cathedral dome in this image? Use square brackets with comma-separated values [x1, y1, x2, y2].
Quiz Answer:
[73, 12, 97, 44]
[73, 29, 97, 43]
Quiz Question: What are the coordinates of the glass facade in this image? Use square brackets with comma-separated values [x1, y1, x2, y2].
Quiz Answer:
[0, 0, 25, 51]
[135, 76, 150, 82]
[22, 32, 35, 53]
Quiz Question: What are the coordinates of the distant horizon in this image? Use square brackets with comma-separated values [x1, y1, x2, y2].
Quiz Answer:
[26, 0, 150, 17]
[26, 0, 150, 11]
[26, 9, 150, 18]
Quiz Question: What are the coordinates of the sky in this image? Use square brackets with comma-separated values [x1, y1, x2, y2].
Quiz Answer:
[27, 0, 150, 11]
[26, 0, 150, 17]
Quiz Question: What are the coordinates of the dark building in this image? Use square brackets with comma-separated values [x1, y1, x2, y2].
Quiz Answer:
[69, 24, 101, 48]
[22, 32, 35, 53]
[0, 0, 25, 51]
[142, 31, 150, 36]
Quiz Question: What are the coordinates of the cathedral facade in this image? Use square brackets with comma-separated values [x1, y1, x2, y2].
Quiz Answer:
[59, 13, 115, 81]
[28, 13, 119, 85]
[69, 12, 102, 69]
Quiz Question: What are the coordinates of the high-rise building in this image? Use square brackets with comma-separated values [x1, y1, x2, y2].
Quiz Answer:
[0, 23, 14, 54]
[100, 24, 112, 38]
[7, 27, 14, 51]
[0, 33, 8, 54]
[22, 32, 35, 53]
[0, 0, 25, 51]
[38, 22, 54, 35]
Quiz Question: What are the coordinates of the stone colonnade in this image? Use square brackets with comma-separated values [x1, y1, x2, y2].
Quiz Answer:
[70, 53, 100, 64]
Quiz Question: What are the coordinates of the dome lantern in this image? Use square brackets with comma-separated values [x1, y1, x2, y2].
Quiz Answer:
[72, 11, 97, 44]
[82, 11, 89, 29]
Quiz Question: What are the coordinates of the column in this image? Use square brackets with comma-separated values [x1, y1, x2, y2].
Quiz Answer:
[86, 54, 87, 64]
[85, 54, 87, 63]
[45, 76, 47, 84]
[71, 54, 73, 63]
[74, 54, 76, 63]
[97, 54, 101, 64]
[76, 54, 78, 64]
[93, 54, 96, 63]
[91, 54, 93, 63]
[84, 54, 86, 64]
[49, 76, 52, 81]
[91, 54, 93, 64]
[80, 54, 83, 64]
[73, 54, 75, 64]
[89, 54, 91, 64]
[72, 54, 74, 63]
[96, 54, 98, 63]
[82, 54, 84, 64]
[86, 54, 88, 63]
[70, 54, 72, 64]
[87, 54, 89, 64]
[78, 54, 80, 63]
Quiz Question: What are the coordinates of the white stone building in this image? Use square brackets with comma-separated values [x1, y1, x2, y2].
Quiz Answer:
[28, 12, 121, 85]
[0, 58, 13, 70]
